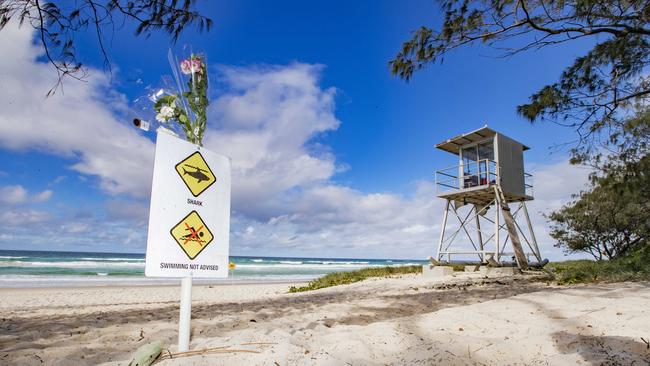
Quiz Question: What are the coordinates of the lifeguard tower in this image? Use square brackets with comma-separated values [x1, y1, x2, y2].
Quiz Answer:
[432, 126, 546, 270]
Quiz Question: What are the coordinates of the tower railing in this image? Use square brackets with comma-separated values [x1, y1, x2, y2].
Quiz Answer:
[435, 159, 500, 193]
[524, 172, 534, 197]
[435, 160, 534, 196]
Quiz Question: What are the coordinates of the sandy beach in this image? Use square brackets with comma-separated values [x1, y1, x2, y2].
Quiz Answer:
[1, 274, 649, 365]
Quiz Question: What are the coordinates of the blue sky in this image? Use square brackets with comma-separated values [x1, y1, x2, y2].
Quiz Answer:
[0, 0, 593, 259]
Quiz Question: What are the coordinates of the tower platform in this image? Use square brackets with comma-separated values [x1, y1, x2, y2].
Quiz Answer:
[437, 184, 533, 206]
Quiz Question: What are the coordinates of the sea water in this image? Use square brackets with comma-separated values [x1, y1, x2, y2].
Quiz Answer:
[0, 250, 424, 288]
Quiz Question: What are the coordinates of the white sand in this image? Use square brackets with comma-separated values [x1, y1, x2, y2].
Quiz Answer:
[1, 274, 649, 365]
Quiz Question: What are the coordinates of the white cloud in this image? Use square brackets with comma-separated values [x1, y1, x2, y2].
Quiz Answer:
[49, 175, 67, 185]
[229, 181, 445, 259]
[205, 63, 340, 220]
[0, 185, 28, 205]
[105, 199, 149, 224]
[60, 222, 92, 234]
[524, 159, 592, 259]
[33, 190, 53, 202]
[0, 211, 147, 251]
[0, 209, 50, 226]
[0, 21, 154, 198]
[527, 160, 591, 210]
[0, 185, 52, 205]
[402, 224, 431, 234]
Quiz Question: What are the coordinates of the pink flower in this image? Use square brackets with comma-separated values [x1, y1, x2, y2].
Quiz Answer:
[180, 58, 203, 75]
[191, 59, 203, 74]
[180, 59, 192, 75]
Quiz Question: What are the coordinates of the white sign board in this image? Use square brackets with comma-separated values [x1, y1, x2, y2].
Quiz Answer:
[145, 131, 231, 278]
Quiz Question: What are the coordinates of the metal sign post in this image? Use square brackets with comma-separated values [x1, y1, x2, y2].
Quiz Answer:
[144, 131, 231, 352]
[178, 276, 193, 352]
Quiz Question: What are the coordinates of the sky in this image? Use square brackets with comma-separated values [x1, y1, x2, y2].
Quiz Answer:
[0, 0, 595, 260]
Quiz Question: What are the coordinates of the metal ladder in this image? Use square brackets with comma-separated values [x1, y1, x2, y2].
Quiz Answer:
[494, 185, 529, 270]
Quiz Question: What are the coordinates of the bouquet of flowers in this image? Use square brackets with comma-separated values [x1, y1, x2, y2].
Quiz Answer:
[152, 53, 209, 146]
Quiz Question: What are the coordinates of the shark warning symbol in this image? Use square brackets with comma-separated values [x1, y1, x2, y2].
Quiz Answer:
[170, 210, 214, 260]
[175, 151, 216, 197]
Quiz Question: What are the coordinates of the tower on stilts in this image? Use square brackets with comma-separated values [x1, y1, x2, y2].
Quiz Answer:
[433, 126, 547, 270]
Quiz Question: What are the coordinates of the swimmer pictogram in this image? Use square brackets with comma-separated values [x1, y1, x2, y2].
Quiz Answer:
[170, 211, 214, 260]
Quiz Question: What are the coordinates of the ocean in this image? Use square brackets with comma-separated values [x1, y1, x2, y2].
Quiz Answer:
[0, 250, 425, 288]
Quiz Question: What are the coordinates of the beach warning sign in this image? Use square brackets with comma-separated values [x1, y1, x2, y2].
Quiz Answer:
[175, 151, 216, 197]
[145, 132, 231, 278]
[170, 210, 214, 260]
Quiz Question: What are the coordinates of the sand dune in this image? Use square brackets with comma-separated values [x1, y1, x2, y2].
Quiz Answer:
[1, 274, 648, 365]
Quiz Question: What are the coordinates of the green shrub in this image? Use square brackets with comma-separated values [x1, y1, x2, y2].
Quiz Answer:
[547, 245, 650, 284]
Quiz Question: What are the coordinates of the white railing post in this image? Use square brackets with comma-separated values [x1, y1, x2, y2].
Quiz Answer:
[435, 171, 438, 193]
[487, 160, 491, 185]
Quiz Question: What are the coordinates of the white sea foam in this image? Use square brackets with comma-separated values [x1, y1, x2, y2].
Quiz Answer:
[0, 261, 144, 268]
[79, 257, 144, 262]
[0, 274, 316, 288]
[297, 260, 373, 265]
[236, 263, 382, 270]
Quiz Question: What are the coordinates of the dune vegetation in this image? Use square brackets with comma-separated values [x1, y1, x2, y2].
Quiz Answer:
[546, 246, 650, 285]
[289, 246, 650, 293]
[288, 265, 422, 293]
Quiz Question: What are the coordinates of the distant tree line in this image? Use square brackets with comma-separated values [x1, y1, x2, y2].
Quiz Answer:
[391, 0, 650, 259]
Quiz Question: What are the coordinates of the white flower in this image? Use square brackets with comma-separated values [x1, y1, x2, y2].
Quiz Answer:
[155, 105, 175, 123]
[160, 105, 175, 117]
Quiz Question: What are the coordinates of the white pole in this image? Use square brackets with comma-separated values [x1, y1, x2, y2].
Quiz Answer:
[521, 202, 542, 261]
[178, 276, 192, 352]
[494, 199, 500, 263]
[436, 200, 450, 261]
[475, 205, 484, 262]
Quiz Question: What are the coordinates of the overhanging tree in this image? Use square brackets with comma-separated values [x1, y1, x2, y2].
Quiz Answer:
[549, 108, 649, 259]
[390, 0, 650, 156]
[0, 0, 212, 94]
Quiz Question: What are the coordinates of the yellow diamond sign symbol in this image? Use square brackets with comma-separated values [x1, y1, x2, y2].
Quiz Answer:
[170, 211, 214, 260]
[175, 151, 216, 197]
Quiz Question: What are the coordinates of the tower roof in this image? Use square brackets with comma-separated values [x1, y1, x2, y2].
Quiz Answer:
[435, 126, 529, 155]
